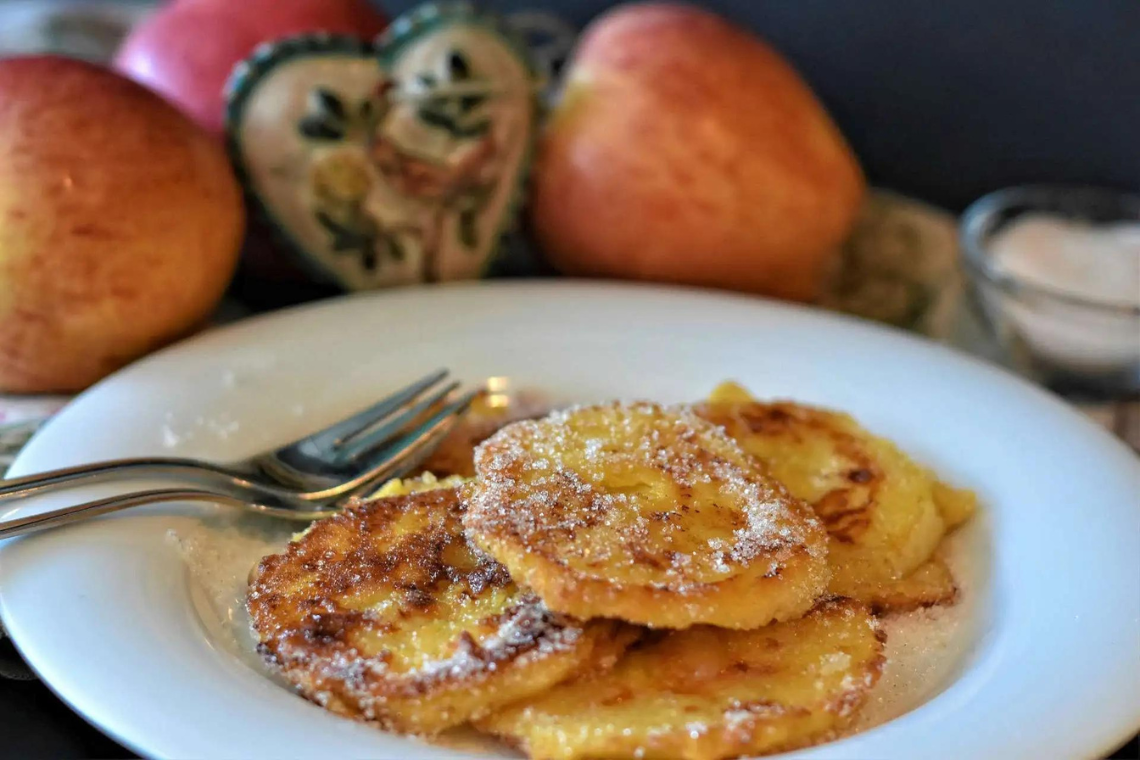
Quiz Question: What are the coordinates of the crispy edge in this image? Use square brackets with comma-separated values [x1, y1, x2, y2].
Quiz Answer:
[471, 527, 828, 630]
[849, 556, 958, 614]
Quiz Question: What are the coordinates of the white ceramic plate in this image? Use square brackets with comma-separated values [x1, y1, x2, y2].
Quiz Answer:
[1, 282, 1138, 760]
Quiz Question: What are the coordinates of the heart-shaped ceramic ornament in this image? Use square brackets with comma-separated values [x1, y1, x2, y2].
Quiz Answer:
[226, 3, 540, 290]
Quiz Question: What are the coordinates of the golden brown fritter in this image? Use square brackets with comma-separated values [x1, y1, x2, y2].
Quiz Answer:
[248, 484, 633, 734]
[695, 384, 973, 608]
[477, 598, 885, 760]
[464, 402, 830, 629]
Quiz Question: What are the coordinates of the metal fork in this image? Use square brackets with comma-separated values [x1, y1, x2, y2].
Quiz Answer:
[0, 370, 477, 531]
[0, 483, 390, 539]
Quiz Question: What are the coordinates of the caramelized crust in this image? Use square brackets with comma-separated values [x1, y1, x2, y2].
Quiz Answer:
[695, 386, 968, 608]
[477, 598, 885, 760]
[248, 486, 632, 734]
[844, 556, 958, 614]
[464, 402, 830, 629]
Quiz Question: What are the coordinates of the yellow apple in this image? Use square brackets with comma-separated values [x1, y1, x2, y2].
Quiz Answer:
[0, 57, 244, 393]
[531, 3, 865, 301]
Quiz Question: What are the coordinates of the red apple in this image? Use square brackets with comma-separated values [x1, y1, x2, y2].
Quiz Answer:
[0, 57, 244, 393]
[114, 0, 387, 136]
[531, 3, 865, 302]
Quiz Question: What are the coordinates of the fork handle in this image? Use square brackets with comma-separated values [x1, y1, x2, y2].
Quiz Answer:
[0, 488, 250, 540]
[0, 458, 255, 503]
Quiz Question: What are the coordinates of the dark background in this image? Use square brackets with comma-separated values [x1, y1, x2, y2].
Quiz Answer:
[380, 0, 1140, 211]
[1, 0, 1138, 758]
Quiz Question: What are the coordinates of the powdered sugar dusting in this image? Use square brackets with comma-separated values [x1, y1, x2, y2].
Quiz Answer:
[244, 485, 610, 731]
[166, 517, 296, 676]
[410, 598, 584, 684]
[466, 402, 827, 591]
[846, 520, 983, 734]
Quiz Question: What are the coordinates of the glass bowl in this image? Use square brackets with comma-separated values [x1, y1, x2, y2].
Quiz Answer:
[959, 185, 1140, 399]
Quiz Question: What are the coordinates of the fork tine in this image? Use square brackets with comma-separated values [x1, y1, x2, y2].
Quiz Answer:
[285, 369, 449, 452]
[331, 379, 464, 465]
[346, 387, 483, 488]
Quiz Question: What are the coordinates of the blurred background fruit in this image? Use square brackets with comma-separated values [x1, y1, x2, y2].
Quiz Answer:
[111, 0, 388, 306]
[530, 3, 865, 302]
[113, 0, 388, 136]
[0, 56, 244, 393]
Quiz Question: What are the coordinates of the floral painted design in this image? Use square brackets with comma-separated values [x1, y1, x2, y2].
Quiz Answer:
[227, 3, 539, 291]
[297, 49, 507, 282]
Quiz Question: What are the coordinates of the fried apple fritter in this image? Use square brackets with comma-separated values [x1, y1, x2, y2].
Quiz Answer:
[843, 556, 957, 613]
[248, 485, 633, 734]
[708, 380, 978, 534]
[464, 402, 830, 630]
[477, 598, 884, 760]
[695, 386, 968, 605]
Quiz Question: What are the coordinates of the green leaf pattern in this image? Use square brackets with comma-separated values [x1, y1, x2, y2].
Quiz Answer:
[297, 47, 500, 276]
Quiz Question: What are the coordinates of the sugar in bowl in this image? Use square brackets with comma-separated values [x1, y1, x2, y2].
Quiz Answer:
[960, 186, 1140, 398]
